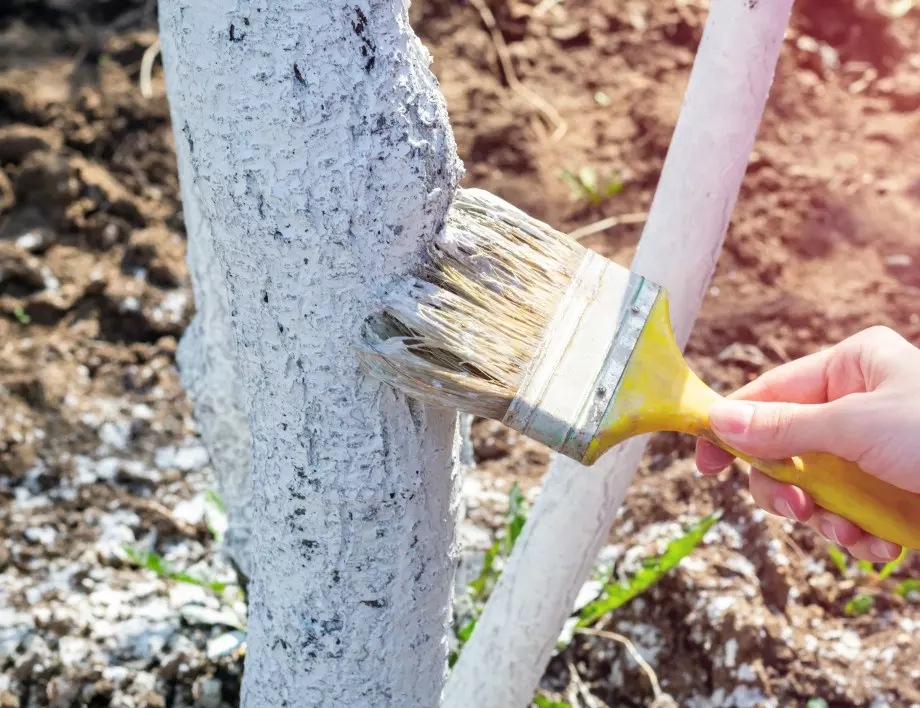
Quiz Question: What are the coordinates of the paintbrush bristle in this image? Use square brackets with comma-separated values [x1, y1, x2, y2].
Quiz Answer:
[357, 188, 585, 420]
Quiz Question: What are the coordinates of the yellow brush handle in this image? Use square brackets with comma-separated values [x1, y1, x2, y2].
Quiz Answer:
[586, 293, 920, 550]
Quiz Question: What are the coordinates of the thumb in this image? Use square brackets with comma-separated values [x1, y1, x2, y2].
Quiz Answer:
[708, 398, 841, 460]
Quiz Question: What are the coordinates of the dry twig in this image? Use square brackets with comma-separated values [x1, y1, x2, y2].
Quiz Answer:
[568, 212, 648, 240]
[140, 37, 161, 99]
[577, 627, 662, 699]
[469, 0, 567, 141]
[565, 658, 604, 708]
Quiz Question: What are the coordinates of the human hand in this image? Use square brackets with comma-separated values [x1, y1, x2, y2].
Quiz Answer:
[695, 326, 920, 562]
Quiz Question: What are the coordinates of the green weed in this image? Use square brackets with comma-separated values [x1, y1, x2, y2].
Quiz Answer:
[827, 544, 909, 581]
[204, 489, 227, 543]
[844, 593, 875, 617]
[122, 544, 232, 595]
[532, 697, 572, 708]
[451, 482, 529, 665]
[895, 579, 920, 599]
[577, 510, 722, 628]
[559, 166, 623, 205]
[12, 306, 30, 325]
[806, 699, 829, 708]
[827, 545, 914, 616]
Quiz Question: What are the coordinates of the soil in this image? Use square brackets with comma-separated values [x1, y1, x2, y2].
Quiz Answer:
[2, 0, 920, 706]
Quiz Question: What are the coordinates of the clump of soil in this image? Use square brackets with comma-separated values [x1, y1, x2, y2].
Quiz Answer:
[1, 0, 919, 705]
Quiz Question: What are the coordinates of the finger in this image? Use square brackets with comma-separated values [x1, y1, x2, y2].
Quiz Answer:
[805, 509, 863, 547]
[707, 396, 863, 461]
[842, 533, 902, 563]
[695, 438, 736, 475]
[748, 468, 814, 521]
[726, 346, 838, 405]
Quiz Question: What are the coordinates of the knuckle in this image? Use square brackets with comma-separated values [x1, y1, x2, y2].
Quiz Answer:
[860, 325, 905, 348]
[753, 403, 793, 443]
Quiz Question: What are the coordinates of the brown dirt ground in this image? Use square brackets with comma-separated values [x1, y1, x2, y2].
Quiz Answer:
[2, 0, 920, 706]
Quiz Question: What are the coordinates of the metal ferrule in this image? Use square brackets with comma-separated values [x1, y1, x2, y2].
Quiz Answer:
[502, 251, 659, 462]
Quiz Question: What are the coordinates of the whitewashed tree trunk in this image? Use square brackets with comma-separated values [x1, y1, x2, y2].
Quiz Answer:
[443, 1, 796, 705]
[170, 120, 255, 577]
[158, 1, 465, 704]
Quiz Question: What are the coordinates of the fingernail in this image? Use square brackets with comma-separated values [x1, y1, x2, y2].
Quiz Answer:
[774, 498, 798, 521]
[870, 539, 899, 561]
[820, 519, 839, 544]
[709, 400, 755, 437]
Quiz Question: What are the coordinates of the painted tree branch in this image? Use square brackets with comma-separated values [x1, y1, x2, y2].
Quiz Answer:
[158, 1, 465, 704]
[443, 0, 797, 705]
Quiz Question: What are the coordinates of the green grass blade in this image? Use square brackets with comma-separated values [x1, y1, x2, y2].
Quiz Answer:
[578, 510, 722, 628]
[205, 489, 225, 513]
[844, 593, 874, 616]
[533, 697, 572, 708]
[123, 544, 231, 596]
[878, 548, 909, 580]
[826, 545, 848, 575]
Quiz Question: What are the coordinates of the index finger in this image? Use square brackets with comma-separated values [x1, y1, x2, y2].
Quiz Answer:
[727, 345, 837, 405]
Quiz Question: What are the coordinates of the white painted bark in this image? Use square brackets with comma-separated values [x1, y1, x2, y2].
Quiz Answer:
[443, 1, 796, 705]
[157, 1, 465, 705]
[171, 115, 255, 578]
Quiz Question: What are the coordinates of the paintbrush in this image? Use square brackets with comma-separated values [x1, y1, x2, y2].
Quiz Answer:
[356, 188, 920, 550]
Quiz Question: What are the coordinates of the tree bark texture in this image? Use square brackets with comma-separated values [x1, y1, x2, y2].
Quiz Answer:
[171, 120, 255, 577]
[158, 1, 465, 704]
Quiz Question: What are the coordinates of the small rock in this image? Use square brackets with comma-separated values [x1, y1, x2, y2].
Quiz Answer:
[130, 671, 158, 694]
[0, 169, 13, 213]
[180, 605, 244, 630]
[110, 616, 178, 661]
[14, 228, 55, 253]
[172, 495, 207, 527]
[95, 457, 121, 481]
[132, 404, 155, 421]
[58, 636, 93, 665]
[885, 252, 920, 286]
[716, 343, 769, 368]
[195, 677, 222, 708]
[886, 253, 912, 268]
[0, 125, 61, 164]
[573, 579, 604, 612]
[102, 665, 130, 688]
[23, 526, 57, 546]
[877, 72, 920, 112]
[174, 445, 209, 472]
[160, 634, 199, 679]
[99, 421, 132, 451]
[0, 625, 31, 662]
[168, 582, 209, 609]
[137, 693, 167, 708]
[47, 674, 80, 708]
[549, 22, 589, 46]
[119, 460, 161, 484]
[206, 631, 245, 661]
[13, 634, 49, 679]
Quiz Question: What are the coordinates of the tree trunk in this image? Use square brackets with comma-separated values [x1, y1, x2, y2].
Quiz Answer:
[442, 0, 796, 705]
[170, 118, 255, 577]
[158, 1, 465, 704]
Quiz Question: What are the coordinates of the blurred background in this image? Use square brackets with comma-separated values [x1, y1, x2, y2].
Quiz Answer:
[1, 0, 920, 706]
